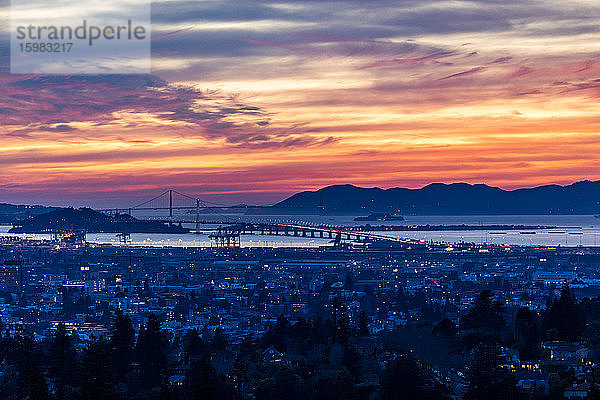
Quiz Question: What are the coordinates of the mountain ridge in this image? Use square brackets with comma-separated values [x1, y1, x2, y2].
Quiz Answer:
[274, 180, 600, 215]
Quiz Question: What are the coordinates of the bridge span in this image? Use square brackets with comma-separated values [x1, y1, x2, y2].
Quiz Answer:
[204, 222, 415, 248]
[95, 189, 419, 247]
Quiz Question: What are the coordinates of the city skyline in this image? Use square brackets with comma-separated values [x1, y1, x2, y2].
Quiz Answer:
[1, 0, 600, 206]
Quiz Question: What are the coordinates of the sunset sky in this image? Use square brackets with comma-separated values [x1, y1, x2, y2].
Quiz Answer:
[1, 0, 600, 207]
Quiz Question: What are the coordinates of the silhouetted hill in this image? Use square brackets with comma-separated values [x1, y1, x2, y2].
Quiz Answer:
[9, 207, 189, 233]
[274, 181, 600, 215]
[0, 203, 57, 223]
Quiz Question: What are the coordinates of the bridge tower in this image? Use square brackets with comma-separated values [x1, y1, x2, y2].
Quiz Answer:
[169, 189, 173, 222]
[195, 199, 201, 234]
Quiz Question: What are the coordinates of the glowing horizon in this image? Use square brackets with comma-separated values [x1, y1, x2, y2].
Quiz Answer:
[1, 0, 600, 207]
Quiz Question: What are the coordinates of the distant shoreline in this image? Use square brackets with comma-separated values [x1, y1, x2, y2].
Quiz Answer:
[357, 224, 565, 232]
[244, 208, 600, 216]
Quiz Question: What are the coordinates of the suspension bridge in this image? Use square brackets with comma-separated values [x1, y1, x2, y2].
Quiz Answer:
[97, 189, 227, 218]
[95, 190, 415, 247]
[96, 189, 237, 234]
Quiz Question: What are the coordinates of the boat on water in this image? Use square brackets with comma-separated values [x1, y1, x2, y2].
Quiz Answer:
[354, 213, 405, 222]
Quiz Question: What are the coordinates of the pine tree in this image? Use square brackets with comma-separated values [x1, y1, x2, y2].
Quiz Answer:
[542, 286, 586, 341]
[135, 313, 167, 389]
[24, 356, 48, 400]
[514, 307, 540, 360]
[79, 338, 118, 400]
[187, 356, 221, 400]
[110, 309, 135, 379]
[380, 354, 448, 400]
[48, 323, 79, 398]
[460, 290, 506, 339]
[183, 328, 205, 364]
[464, 344, 514, 400]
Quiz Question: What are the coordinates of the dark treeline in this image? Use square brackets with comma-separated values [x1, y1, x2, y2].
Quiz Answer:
[451, 287, 600, 400]
[0, 306, 449, 400]
[4, 286, 600, 400]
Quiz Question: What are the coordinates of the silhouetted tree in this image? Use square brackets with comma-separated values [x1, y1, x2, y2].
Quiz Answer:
[135, 313, 167, 389]
[381, 354, 448, 400]
[48, 323, 79, 398]
[263, 315, 290, 351]
[110, 309, 135, 379]
[79, 338, 118, 400]
[514, 307, 540, 360]
[23, 356, 48, 400]
[460, 290, 506, 341]
[464, 344, 515, 400]
[183, 328, 205, 364]
[187, 356, 223, 400]
[542, 286, 585, 341]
